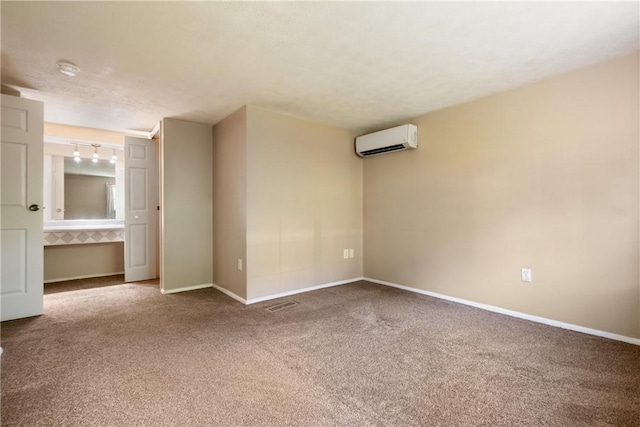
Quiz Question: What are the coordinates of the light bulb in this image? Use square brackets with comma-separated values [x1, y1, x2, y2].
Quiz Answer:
[110, 149, 117, 164]
[74, 156, 81, 163]
[92, 157, 98, 163]
[73, 144, 80, 157]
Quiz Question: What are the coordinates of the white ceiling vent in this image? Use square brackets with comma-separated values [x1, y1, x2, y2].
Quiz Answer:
[355, 124, 418, 158]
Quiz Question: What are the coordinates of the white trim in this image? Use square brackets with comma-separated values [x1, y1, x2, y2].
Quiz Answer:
[44, 272, 124, 284]
[161, 283, 213, 294]
[149, 121, 161, 139]
[365, 277, 640, 346]
[211, 277, 365, 305]
[246, 277, 364, 305]
[123, 129, 153, 138]
[212, 284, 248, 304]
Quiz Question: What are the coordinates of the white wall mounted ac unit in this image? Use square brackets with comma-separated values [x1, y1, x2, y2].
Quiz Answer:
[355, 124, 418, 158]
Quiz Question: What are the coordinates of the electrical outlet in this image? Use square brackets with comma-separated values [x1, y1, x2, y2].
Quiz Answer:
[521, 268, 532, 282]
[237, 259, 243, 271]
[343, 249, 349, 259]
[349, 248, 354, 258]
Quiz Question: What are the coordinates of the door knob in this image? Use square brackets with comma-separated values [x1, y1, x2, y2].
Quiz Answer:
[28, 204, 40, 212]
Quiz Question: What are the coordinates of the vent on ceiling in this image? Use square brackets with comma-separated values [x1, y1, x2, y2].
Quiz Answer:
[265, 301, 299, 313]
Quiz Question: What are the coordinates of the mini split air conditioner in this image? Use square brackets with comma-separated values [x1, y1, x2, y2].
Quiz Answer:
[355, 124, 418, 158]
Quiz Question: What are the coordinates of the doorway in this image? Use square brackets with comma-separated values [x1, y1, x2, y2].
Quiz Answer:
[41, 127, 160, 293]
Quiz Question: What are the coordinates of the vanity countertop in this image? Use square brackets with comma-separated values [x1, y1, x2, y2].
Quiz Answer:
[44, 220, 124, 232]
[44, 223, 124, 232]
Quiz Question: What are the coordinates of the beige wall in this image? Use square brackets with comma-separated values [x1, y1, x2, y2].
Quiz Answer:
[161, 118, 213, 291]
[44, 123, 134, 146]
[246, 106, 363, 300]
[364, 53, 640, 338]
[44, 243, 124, 282]
[212, 107, 248, 298]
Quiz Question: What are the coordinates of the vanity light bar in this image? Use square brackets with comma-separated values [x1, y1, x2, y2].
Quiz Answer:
[65, 141, 122, 150]
[67, 141, 120, 164]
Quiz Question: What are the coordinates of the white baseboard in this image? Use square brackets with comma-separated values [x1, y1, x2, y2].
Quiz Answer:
[247, 277, 364, 304]
[212, 277, 364, 305]
[161, 283, 213, 294]
[212, 284, 248, 304]
[44, 272, 125, 284]
[365, 277, 640, 346]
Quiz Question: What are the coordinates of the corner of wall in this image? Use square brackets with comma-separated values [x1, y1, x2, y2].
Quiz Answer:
[212, 107, 248, 299]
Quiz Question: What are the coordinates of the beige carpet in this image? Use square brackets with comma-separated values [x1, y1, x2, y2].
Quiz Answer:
[1, 280, 639, 426]
[44, 275, 156, 294]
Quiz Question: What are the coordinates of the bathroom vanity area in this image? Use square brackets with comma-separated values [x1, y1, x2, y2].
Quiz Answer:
[43, 139, 125, 282]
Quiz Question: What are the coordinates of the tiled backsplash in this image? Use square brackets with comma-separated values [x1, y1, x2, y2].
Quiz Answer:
[44, 229, 125, 246]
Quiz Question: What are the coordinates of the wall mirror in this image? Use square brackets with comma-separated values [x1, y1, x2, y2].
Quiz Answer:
[63, 157, 116, 219]
[43, 142, 125, 224]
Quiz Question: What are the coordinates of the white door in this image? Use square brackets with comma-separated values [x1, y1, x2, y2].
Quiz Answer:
[1, 94, 44, 321]
[124, 136, 157, 282]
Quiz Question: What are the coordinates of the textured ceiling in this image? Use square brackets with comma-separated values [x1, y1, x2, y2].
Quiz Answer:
[1, 2, 638, 135]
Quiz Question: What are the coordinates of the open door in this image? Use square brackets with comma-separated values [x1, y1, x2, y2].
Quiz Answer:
[1, 94, 44, 321]
[124, 136, 157, 282]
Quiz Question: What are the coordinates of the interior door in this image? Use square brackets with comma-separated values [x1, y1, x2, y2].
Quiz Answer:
[124, 136, 157, 282]
[1, 94, 44, 321]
